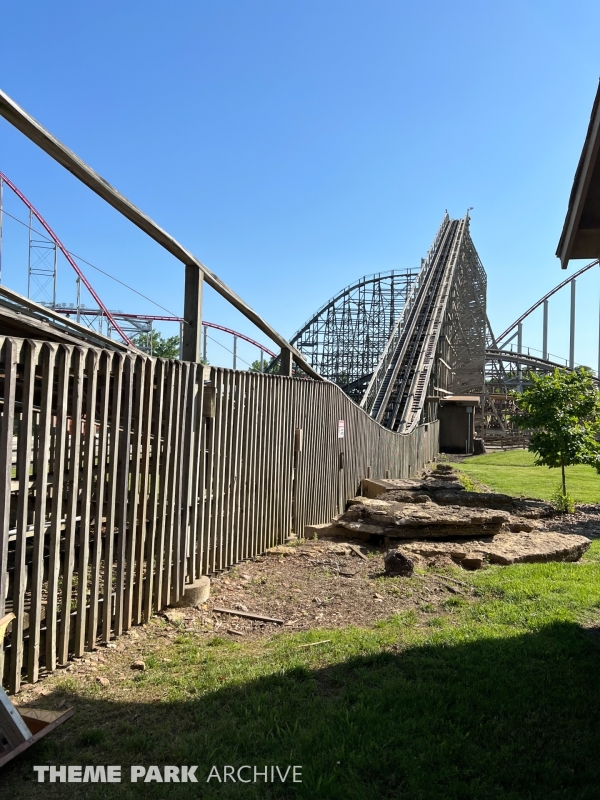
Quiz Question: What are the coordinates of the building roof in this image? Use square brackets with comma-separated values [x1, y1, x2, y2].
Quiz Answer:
[439, 395, 480, 405]
[557, 80, 600, 268]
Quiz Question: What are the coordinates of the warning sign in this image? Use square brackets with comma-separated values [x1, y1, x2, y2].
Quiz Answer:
[338, 420, 345, 439]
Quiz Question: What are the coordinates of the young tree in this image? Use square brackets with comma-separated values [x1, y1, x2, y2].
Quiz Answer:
[513, 367, 600, 496]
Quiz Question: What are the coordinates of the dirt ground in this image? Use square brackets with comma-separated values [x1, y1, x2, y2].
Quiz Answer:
[541, 504, 600, 538]
[12, 536, 473, 706]
[11, 500, 599, 705]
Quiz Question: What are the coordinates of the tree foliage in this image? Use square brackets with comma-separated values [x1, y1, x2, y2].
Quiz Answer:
[133, 330, 180, 359]
[250, 357, 279, 373]
[512, 367, 600, 495]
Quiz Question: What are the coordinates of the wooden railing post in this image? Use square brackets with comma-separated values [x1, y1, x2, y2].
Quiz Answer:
[280, 347, 293, 377]
[182, 265, 203, 362]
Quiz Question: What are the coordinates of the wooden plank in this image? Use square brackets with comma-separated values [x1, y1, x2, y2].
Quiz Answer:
[87, 351, 111, 649]
[222, 371, 237, 568]
[102, 353, 124, 642]
[9, 341, 38, 691]
[188, 365, 204, 583]
[124, 357, 144, 628]
[133, 356, 154, 625]
[201, 369, 217, 575]
[192, 368, 208, 580]
[45, 346, 70, 670]
[264, 378, 276, 548]
[57, 346, 84, 667]
[153, 360, 175, 611]
[182, 267, 203, 362]
[170, 361, 188, 601]
[114, 356, 134, 636]
[162, 361, 182, 606]
[0, 90, 324, 380]
[0, 705, 74, 767]
[178, 362, 197, 592]
[0, 339, 17, 679]
[254, 376, 266, 557]
[270, 378, 282, 546]
[73, 348, 99, 657]
[0, 682, 32, 748]
[143, 359, 164, 622]
[282, 377, 294, 539]
[213, 606, 284, 625]
[232, 372, 247, 563]
[27, 344, 56, 681]
[239, 372, 254, 561]
[215, 371, 231, 571]
[207, 370, 224, 573]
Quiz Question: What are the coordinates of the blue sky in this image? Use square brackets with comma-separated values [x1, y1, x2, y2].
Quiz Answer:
[1, 1, 600, 369]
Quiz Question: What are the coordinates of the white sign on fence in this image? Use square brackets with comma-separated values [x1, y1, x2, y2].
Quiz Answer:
[338, 420, 345, 439]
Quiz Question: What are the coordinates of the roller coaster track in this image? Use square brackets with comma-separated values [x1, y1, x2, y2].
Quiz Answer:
[486, 348, 582, 375]
[361, 213, 477, 433]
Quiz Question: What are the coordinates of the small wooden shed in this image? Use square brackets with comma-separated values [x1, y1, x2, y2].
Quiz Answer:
[438, 395, 480, 454]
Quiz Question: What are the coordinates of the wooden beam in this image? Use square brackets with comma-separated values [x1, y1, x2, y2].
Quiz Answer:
[0, 89, 323, 380]
[182, 266, 203, 362]
[280, 347, 293, 377]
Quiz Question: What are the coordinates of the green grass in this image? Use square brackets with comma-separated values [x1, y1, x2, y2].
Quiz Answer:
[457, 448, 600, 503]
[4, 544, 600, 799]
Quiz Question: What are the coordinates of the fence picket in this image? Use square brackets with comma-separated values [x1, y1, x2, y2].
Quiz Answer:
[0, 339, 438, 688]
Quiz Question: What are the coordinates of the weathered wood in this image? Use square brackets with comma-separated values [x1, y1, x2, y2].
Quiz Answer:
[45, 346, 70, 670]
[73, 349, 98, 657]
[163, 362, 183, 606]
[0, 89, 323, 380]
[154, 361, 175, 611]
[143, 359, 164, 622]
[57, 347, 84, 667]
[0, 336, 439, 688]
[87, 352, 111, 648]
[28, 345, 56, 681]
[180, 363, 198, 588]
[201, 373, 217, 575]
[0, 340, 17, 679]
[114, 356, 134, 636]
[134, 358, 154, 624]
[10, 341, 38, 691]
[280, 347, 293, 377]
[193, 371, 208, 580]
[182, 267, 203, 363]
[102, 353, 124, 642]
[213, 607, 285, 625]
[170, 362, 188, 601]
[124, 357, 144, 628]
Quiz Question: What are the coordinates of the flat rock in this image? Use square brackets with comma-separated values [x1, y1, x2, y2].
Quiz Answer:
[401, 530, 590, 568]
[304, 522, 346, 538]
[340, 497, 508, 539]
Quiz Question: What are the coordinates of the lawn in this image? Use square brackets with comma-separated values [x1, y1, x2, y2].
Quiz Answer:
[457, 448, 600, 503]
[3, 543, 600, 799]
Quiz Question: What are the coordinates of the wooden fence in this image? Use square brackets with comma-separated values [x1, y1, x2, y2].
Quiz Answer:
[0, 337, 438, 691]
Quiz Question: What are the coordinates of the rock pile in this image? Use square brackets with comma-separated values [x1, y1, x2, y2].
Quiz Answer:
[338, 497, 509, 540]
[321, 463, 591, 569]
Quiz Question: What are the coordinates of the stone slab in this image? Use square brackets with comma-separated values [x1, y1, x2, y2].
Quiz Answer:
[401, 531, 590, 568]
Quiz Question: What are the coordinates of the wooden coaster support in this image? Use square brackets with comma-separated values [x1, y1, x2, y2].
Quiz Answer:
[0, 614, 73, 768]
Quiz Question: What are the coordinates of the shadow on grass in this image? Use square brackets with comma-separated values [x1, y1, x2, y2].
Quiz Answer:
[2, 621, 600, 800]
